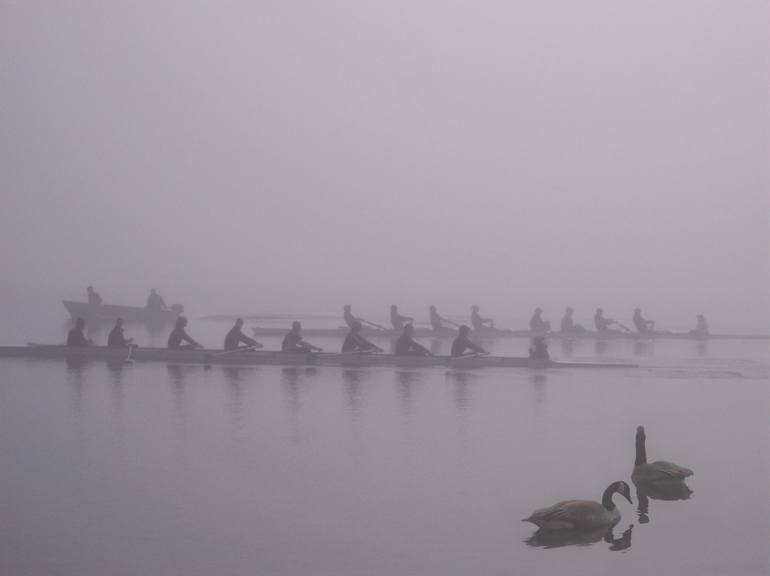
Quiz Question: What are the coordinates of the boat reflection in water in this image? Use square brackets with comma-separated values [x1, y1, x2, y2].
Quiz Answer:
[635, 480, 693, 524]
[525, 524, 633, 551]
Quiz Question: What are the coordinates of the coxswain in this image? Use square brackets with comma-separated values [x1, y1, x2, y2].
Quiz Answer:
[282, 321, 323, 353]
[594, 308, 619, 332]
[451, 325, 486, 357]
[87, 286, 102, 306]
[107, 318, 134, 347]
[529, 336, 550, 361]
[146, 288, 168, 311]
[471, 305, 494, 330]
[342, 321, 383, 353]
[67, 317, 94, 347]
[394, 324, 432, 356]
[690, 314, 709, 338]
[633, 308, 655, 334]
[530, 308, 551, 333]
[390, 305, 414, 331]
[167, 316, 203, 350]
[224, 318, 263, 351]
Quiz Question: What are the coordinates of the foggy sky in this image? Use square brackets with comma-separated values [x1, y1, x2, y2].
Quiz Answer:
[1, 1, 768, 329]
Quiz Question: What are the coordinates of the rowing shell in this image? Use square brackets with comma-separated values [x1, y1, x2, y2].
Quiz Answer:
[251, 326, 770, 342]
[0, 345, 638, 370]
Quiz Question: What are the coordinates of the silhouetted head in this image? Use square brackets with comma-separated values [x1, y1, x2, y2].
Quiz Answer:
[115, 318, 123, 327]
[234, 318, 244, 329]
[75, 317, 85, 329]
[150, 288, 157, 295]
[351, 320, 362, 332]
[596, 307, 603, 314]
[459, 325, 471, 336]
[472, 305, 479, 312]
[175, 316, 188, 328]
[390, 305, 397, 311]
[696, 314, 704, 321]
[566, 307, 574, 314]
[403, 324, 414, 336]
[87, 286, 94, 292]
[429, 305, 436, 311]
[344, 305, 351, 312]
[634, 308, 641, 314]
[292, 321, 302, 332]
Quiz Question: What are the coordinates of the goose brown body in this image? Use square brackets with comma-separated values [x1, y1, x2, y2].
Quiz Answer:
[523, 481, 632, 531]
[632, 426, 693, 484]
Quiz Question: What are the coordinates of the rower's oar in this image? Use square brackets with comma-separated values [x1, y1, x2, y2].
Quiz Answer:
[454, 351, 490, 359]
[616, 323, 633, 333]
[444, 319, 461, 328]
[362, 320, 388, 331]
[211, 343, 263, 358]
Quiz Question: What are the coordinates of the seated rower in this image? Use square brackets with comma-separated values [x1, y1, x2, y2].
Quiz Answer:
[342, 321, 383, 353]
[168, 316, 203, 350]
[471, 305, 494, 330]
[530, 308, 551, 333]
[146, 288, 168, 311]
[224, 318, 263, 351]
[390, 305, 414, 331]
[282, 321, 323, 353]
[429, 305, 452, 331]
[67, 317, 94, 347]
[529, 336, 550, 361]
[87, 286, 102, 306]
[343, 305, 360, 328]
[594, 307, 619, 333]
[633, 308, 655, 334]
[108, 318, 134, 347]
[394, 324, 432, 356]
[560, 307, 586, 333]
[689, 314, 709, 338]
[451, 325, 486, 357]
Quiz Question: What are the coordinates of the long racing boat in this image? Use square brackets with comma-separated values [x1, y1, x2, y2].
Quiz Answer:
[250, 325, 770, 342]
[0, 345, 639, 370]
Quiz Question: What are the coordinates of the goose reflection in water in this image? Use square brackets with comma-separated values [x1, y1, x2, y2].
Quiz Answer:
[636, 481, 693, 524]
[525, 524, 633, 551]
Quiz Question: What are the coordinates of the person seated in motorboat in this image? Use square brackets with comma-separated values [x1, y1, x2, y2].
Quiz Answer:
[689, 314, 709, 338]
[560, 307, 586, 333]
[224, 318, 263, 351]
[167, 316, 203, 350]
[390, 305, 414, 331]
[529, 336, 550, 360]
[108, 318, 134, 347]
[451, 325, 486, 357]
[87, 286, 102, 306]
[67, 317, 94, 347]
[530, 308, 551, 333]
[471, 305, 494, 330]
[633, 308, 655, 334]
[342, 321, 383, 353]
[594, 308, 620, 333]
[146, 288, 168, 311]
[282, 321, 323, 353]
[394, 324, 432, 356]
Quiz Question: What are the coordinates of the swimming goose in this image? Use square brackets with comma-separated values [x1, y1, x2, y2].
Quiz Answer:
[632, 426, 693, 484]
[522, 481, 632, 531]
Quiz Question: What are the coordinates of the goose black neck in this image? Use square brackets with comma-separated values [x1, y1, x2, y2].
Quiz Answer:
[635, 430, 647, 467]
[602, 484, 618, 510]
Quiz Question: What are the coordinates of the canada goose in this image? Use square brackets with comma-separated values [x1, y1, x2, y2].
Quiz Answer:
[632, 426, 693, 484]
[522, 481, 632, 531]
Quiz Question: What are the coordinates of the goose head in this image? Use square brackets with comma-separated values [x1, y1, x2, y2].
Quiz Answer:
[603, 481, 633, 510]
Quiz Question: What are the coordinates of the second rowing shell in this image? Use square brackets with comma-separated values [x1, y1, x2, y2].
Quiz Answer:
[2, 345, 638, 370]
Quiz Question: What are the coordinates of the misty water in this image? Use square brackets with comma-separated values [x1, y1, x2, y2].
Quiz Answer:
[1, 317, 768, 575]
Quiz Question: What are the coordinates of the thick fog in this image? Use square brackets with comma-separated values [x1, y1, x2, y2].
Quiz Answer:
[1, 1, 768, 330]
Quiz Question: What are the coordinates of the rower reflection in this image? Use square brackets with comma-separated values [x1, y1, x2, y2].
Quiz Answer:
[525, 524, 633, 551]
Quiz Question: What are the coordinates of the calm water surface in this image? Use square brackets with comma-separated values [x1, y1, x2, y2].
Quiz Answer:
[0, 320, 768, 575]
